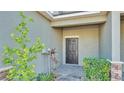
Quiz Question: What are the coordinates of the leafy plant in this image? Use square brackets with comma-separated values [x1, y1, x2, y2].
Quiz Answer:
[36, 73, 55, 81]
[2, 12, 45, 81]
[83, 57, 111, 81]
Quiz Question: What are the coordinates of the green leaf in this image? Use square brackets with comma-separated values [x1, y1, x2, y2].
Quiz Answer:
[29, 18, 33, 22]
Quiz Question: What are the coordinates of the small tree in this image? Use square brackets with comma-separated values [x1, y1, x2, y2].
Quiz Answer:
[2, 12, 45, 80]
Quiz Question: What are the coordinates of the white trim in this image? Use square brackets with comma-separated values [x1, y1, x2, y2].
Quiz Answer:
[47, 11, 100, 19]
[46, 11, 54, 19]
[63, 36, 79, 65]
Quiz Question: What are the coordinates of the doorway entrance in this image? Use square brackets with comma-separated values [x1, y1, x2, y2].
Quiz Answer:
[66, 38, 78, 64]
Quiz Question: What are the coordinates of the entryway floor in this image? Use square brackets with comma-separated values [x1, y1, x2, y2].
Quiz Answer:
[54, 66, 124, 81]
[54, 64, 84, 81]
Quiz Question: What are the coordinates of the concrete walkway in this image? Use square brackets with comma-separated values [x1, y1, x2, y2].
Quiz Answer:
[54, 64, 84, 81]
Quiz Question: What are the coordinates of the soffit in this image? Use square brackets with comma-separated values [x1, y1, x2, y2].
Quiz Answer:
[38, 11, 107, 27]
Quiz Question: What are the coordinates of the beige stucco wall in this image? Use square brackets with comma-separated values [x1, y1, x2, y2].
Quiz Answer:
[63, 25, 99, 66]
[99, 12, 112, 60]
[0, 12, 63, 73]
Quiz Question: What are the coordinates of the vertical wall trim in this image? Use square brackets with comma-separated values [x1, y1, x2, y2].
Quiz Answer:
[111, 11, 120, 61]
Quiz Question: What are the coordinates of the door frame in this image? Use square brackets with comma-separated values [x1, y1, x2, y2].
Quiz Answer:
[63, 36, 79, 65]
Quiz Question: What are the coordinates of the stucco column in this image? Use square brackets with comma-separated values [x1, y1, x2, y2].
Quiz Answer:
[111, 11, 120, 61]
[110, 11, 122, 81]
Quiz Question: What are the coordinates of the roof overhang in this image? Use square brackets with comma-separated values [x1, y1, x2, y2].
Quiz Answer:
[47, 11, 101, 19]
[120, 11, 124, 16]
[38, 11, 107, 27]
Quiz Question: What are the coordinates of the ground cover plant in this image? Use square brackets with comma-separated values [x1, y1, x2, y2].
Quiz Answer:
[36, 73, 55, 81]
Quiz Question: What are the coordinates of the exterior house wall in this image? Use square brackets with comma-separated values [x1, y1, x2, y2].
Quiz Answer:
[63, 25, 99, 66]
[99, 12, 112, 60]
[121, 19, 124, 72]
[0, 11, 62, 74]
[121, 20, 124, 62]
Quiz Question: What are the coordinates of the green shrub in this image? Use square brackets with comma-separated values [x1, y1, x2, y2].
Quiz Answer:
[83, 57, 111, 81]
[36, 73, 55, 81]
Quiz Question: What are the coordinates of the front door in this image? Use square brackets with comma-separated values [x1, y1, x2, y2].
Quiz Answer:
[66, 38, 78, 64]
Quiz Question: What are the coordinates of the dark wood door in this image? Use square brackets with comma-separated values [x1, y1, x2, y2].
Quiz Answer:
[66, 38, 78, 64]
